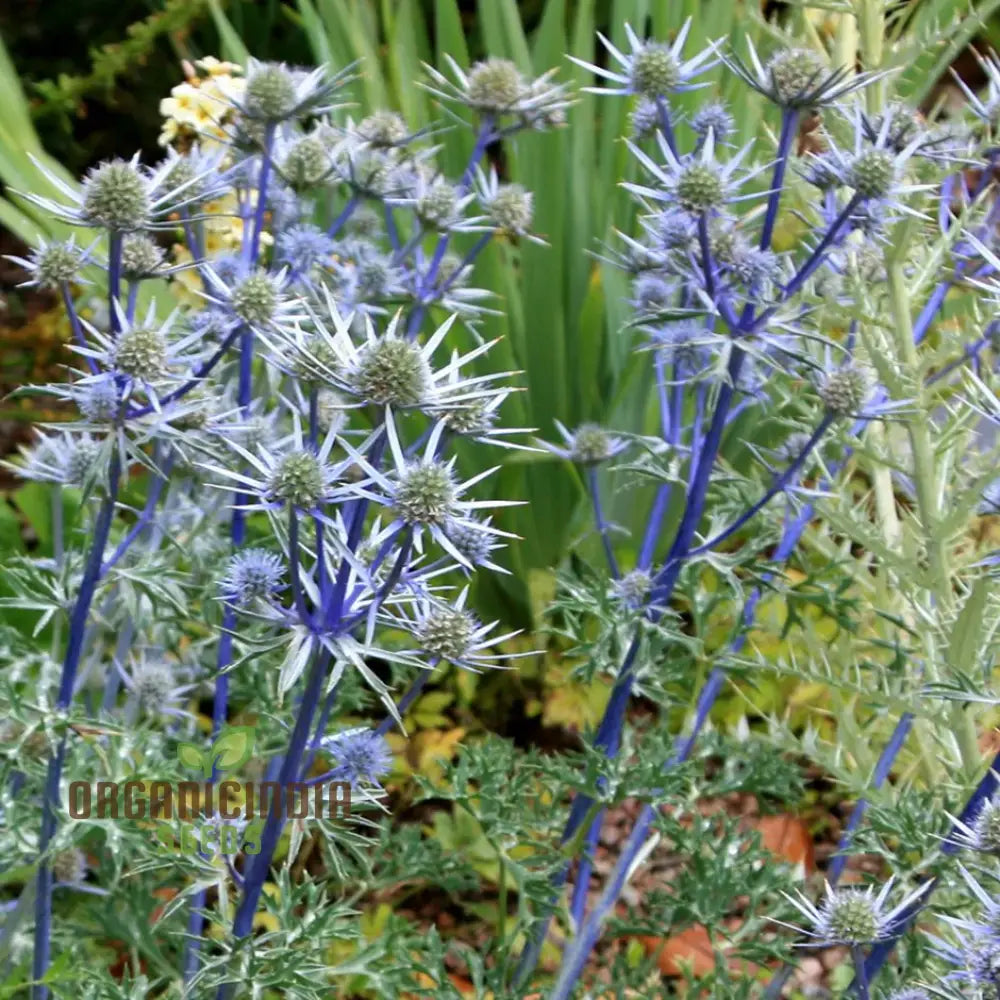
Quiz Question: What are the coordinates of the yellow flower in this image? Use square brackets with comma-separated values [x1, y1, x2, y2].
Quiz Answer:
[195, 56, 243, 78]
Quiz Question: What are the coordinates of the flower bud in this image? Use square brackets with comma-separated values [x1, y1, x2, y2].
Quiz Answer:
[465, 58, 526, 111]
[82, 160, 151, 232]
[113, 326, 168, 380]
[417, 606, 476, 660]
[268, 451, 326, 508]
[393, 462, 456, 525]
[353, 339, 430, 406]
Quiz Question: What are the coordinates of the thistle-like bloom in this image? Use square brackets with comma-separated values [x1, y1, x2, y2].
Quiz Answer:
[3, 430, 106, 487]
[726, 40, 875, 109]
[201, 419, 346, 517]
[21, 153, 212, 232]
[276, 224, 336, 276]
[341, 418, 518, 565]
[320, 728, 393, 788]
[221, 548, 285, 606]
[950, 49, 1000, 125]
[228, 59, 352, 124]
[422, 56, 570, 126]
[946, 789, 1000, 852]
[472, 168, 545, 245]
[117, 654, 197, 719]
[6, 236, 91, 289]
[778, 879, 928, 946]
[539, 421, 628, 465]
[817, 364, 871, 418]
[569, 21, 718, 99]
[396, 588, 526, 671]
[624, 130, 765, 217]
[387, 172, 479, 233]
[201, 265, 306, 333]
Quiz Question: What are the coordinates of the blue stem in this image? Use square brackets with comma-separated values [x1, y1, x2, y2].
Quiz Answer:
[108, 233, 122, 335]
[587, 466, 619, 579]
[760, 110, 799, 252]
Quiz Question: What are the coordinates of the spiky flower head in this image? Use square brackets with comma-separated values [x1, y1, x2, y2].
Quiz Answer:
[485, 183, 534, 236]
[417, 179, 463, 231]
[81, 159, 151, 232]
[633, 273, 674, 313]
[417, 605, 477, 660]
[52, 848, 87, 885]
[352, 338, 430, 407]
[676, 162, 725, 213]
[244, 63, 298, 121]
[289, 336, 341, 384]
[964, 935, 1000, 984]
[819, 365, 869, 417]
[848, 149, 898, 200]
[630, 98, 659, 140]
[132, 659, 177, 709]
[629, 42, 681, 97]
[322, 728, 393, 787]
[572, 424, 618, 464]
[614, 569, 652, 609]
[26, 240, 85, 289]
[267, 451, 327, 509]
[971, 797, 1000, 853]
[445, 518, 498, 568]
[64, 437, 103, 486]
[356, 111, 409, 147]
[276, 224, 335, 274]
[282, 135, 331, 189]
[465, 58, 526, 112]
[222, 548, 284, 604]
[766, 48, 827, 107]
[692, 102, 734, 142]
[392, 461, 457, 525]
[120, 233, 166, 280]
[443, 399, 497, 437]
[814, 889, 883, 944]
[231, 270, 279, 327]
[113, 326, 168, 380]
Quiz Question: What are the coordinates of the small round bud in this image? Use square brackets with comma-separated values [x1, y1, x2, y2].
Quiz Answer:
[31, 242, 84, 289]
[282, 135, 331, 189]
[81, 160, 151, 232]
[465, 58, 526, 111]
[354, 256, 396, 301]
[393, 462, 456, 525]
[818, 366, 869, 417]
[417, 180, 462, 230]
[52, 848, 87, 885]
[676, 163, 724, 213]
[818, 890, 882, 944]
[231, 271, 279, 327]
[222, 548, 284, 604]
[356, 111, 409, 147]
[353, 339, 430, 407]
[570, 424, 617, 464]
[132, 660, 176, 709]
[417, 606, 477, 660]
[629, 43, 680, 97]
[614, 569, 652, 609]
[630, 98, 659, 140]
[633, 273, 674, 313]
[323, 729, 393, 786]
[113, 326, 168, 380]
[64, 437, 103, 486]
[692, 102, 733, 142]
[244, 64, 298, 121]
[848, 149, 897, 200]
[268, 451, 327, 508]
[445, 519, 496, 567]
[766, 48, 827, 107]
[486, 184, 533, 236]
[120, 234, 165, 280]
[77, 378, 118, 422]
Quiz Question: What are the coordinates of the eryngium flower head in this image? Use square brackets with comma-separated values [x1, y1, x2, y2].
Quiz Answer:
[353, 337, 431, 407]
[848, 149, 898, 200]
[231, 270, 279, 327]
[77, 377, 120, 423]
[113, 325, 168, 380]
[416, 605, 477, 660]
[570, 20, 718, 98]
[10, 238, 86, 289]
[464, 57, 526, 111]
[244, 63, 299, 121]
[676, 162, 725, 213]
[613, 569, 652, 609]
[416, 179, 464, 231]
[948, 794, 1000, 853]
[5, 431, 104, 486]
[322, 728, 393, 787]
[692, 102, 734, 142]
[281, 134, 332, 189]
[52, 848, 87, 885]
[445, 517, 504, 570]
[81, 159, 151, 231]
[630, 98, 659, 140]
[120, 233, 166, 280]
[727, 39, 873, 110]
[355, 110, 410, 147]
[541, 421, 628, 465]
[268, 451, 328, 508]
[392, 461, 457, 525]
[222, 548, 284, 604]
[484, 183, 534, 236]
[276, 224, 335, 274]
[819, 365, 869, 416]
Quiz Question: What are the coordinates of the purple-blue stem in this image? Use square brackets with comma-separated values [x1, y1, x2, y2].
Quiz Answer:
[327, 194, 359, 239]
[289, 508, 312, 627]
[308, 388, 327, 599]
[586, 466, 619, 579]
[33, 447, 121, 1000]
[108, 233, 122, 335]
[653, 98, 679, 158]
[101, 452, 173, 574]
[246, 124, 276, 266]
[759, 110, 799, 252]
[60, 285, 98, 375]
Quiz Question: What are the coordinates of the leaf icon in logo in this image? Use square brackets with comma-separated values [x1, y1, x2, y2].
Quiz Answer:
[177, 742, 209, 776]
[210, 726, 255, 774]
